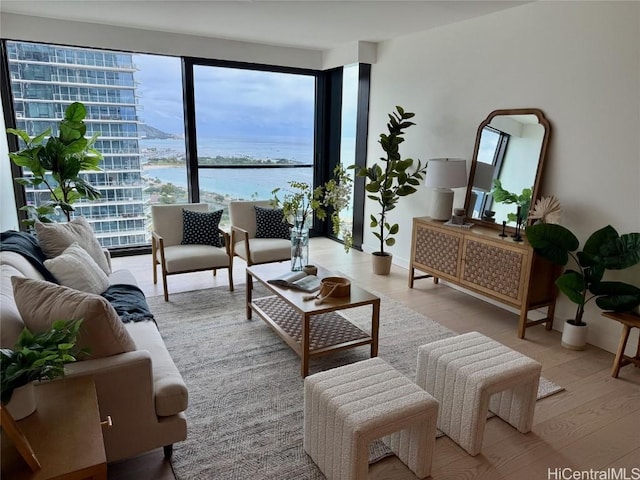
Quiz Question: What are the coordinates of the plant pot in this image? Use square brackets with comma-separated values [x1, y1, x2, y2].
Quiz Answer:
[372, 252, 393, 275]
[561, 319, 588, 351]
[5, 382, 37, 420]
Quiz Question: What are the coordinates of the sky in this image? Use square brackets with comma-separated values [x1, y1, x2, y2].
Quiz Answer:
[134, 53, 319, 139]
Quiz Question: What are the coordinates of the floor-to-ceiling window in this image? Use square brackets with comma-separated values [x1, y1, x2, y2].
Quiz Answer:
[2, 39, 369, 251]
[189, 62, 316, 227]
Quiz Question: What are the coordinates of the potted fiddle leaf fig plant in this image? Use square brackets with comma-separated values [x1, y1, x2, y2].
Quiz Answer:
[525, 223, 640, 350]
[1, 319, 85, 419]
[351, 106, 427, 275]
[7, 102, 103, 226]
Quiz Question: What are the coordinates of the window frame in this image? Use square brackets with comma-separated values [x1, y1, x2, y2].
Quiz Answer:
[1, 39, 369, 255]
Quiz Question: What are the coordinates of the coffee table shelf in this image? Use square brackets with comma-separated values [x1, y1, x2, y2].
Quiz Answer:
[246, 263, 380, 377]
[253, 296, 372, 354]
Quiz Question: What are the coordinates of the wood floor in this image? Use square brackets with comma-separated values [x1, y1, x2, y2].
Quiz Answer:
[109, 238, 640, 480]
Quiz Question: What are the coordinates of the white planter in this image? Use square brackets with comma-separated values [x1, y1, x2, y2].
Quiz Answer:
[561, 319, 588, 351]
[5, 382, 37, 420]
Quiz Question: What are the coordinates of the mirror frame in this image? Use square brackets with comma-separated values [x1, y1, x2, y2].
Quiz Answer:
[464, 108, 551, 232]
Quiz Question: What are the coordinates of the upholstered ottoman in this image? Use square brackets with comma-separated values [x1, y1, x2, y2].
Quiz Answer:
[303, 358, 439, 480]
[416, 331, 541, 456]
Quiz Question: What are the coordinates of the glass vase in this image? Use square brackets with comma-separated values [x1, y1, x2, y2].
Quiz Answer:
[290, 227, 309, 271]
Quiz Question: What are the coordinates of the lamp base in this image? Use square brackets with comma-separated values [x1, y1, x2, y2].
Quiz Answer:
[430, 188, 454, 221]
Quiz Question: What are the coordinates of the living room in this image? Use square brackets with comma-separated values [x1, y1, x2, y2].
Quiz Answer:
[1, 1, 639, 479]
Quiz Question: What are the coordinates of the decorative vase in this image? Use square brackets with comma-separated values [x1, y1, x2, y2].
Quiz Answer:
[291, 227, 309, 271]
[561, 319, 588, 350]
[5, 382, 37, 420]
[371, 252, 393, 275]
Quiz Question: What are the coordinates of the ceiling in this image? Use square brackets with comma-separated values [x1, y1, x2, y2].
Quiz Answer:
[0, 1, 528, 50]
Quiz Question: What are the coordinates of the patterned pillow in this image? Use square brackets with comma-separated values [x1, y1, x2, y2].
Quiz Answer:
[181, 209, 223, 247]
[255, 207, 291, 239]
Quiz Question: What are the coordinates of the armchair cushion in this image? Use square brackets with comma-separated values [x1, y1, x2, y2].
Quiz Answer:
[181, 209, 223, 247]
[35, 217, 111, 275]
[44, 242, 110, 295]
[255, 206, 290, 239]
[12, 277, 136, 359]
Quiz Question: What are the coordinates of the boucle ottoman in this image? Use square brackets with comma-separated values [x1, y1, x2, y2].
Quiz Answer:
[304, 358, 439, 480]
[416, 331, 541, 456]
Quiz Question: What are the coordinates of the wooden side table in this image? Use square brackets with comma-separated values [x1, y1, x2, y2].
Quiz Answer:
[602, 311, 640, 378]
[1, 376, 107, 480]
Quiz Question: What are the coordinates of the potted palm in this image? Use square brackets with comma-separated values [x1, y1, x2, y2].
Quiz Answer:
[1, 319, 85, 419]
[7, 102, 103, 226]
[525, 223, 640, 349]
[351, 106, 427, 275]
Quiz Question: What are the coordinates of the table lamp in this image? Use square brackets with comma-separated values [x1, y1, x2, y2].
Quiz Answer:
[424, 158, 468, 220]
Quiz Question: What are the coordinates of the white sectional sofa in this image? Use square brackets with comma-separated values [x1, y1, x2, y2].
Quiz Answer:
[1, 230, 188, 463]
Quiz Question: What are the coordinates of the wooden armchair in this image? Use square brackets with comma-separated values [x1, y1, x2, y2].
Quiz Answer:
[228, 200, 291, 266]
[151, 203, 233, 301]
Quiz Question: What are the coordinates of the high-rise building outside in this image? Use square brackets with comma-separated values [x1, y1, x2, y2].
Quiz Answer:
[6, 41, 146, 248]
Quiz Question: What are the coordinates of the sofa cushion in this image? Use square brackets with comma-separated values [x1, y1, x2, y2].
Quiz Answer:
[126, 321, 189, 416]
[1, 265, 25, 349]
[44, 242, 110, 295]
[0, 251, 46, 282]
[181, 209, 223, 247]
[35, 217, 111, 275]
[12, 277, 136, 359]
[255, 206, 290, 239]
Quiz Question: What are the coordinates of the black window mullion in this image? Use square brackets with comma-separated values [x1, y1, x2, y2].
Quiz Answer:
[352, 63, 371, 251]
[181, 57, 199, 203]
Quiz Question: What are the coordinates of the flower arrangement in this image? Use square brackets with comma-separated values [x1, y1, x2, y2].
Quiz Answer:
[271, 163, 353, 255]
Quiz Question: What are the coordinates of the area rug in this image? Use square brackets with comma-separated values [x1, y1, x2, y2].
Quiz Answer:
[148, 285, 563, 480]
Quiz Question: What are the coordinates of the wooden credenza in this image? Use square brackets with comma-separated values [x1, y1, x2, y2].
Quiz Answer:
[409, 217, 561, 338]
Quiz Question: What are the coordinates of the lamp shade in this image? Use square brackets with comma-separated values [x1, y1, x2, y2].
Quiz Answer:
[472, 161, 495, 192]
[424, 158, 468, 188]
[425, 158, 468, 221]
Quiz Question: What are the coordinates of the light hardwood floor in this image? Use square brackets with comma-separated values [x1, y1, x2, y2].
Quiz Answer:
[108, 237, 640, 480]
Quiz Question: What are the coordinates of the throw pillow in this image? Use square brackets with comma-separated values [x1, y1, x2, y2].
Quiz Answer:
[255, 206, 291, 239]
[12, 277, 136, 359]
[181, 209, 223, 247]
[35, 217, 111, 275]
[44, 242, 110, 295]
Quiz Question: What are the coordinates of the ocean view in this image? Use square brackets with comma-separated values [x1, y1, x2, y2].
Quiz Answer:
[140, 136, 354, 201]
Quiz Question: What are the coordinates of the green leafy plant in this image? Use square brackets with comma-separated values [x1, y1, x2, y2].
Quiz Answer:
[271, 163, 353, 251]
[0, 319, 86, 404]
[350, 106, 426, 256]
[7, 102, 103, 226]
[491, 179, 532, 224]
[525, 223, 640, 326]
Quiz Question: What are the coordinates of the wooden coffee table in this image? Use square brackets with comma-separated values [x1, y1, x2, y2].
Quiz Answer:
[246, 263, 380, 377]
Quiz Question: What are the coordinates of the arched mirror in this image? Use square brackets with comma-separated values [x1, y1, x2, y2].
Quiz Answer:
[464, 108, 551, 230]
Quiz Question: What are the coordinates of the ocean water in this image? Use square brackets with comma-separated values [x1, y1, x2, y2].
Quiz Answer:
[144, 165, 313, 200]
[141, 135, 313, 163]
[140, 135, 355, 200]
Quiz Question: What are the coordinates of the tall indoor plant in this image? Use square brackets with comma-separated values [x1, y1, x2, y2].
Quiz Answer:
[7, 102, 103, 226]
[351, 106, 427, 275]
[525, 223, 640, 349]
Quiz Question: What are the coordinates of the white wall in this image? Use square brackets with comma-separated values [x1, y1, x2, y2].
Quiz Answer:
[0, 101, 19, 231]
[365, 1, 640, 354]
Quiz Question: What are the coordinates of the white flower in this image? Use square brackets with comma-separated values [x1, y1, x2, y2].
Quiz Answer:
[529, 196, 562, 224]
